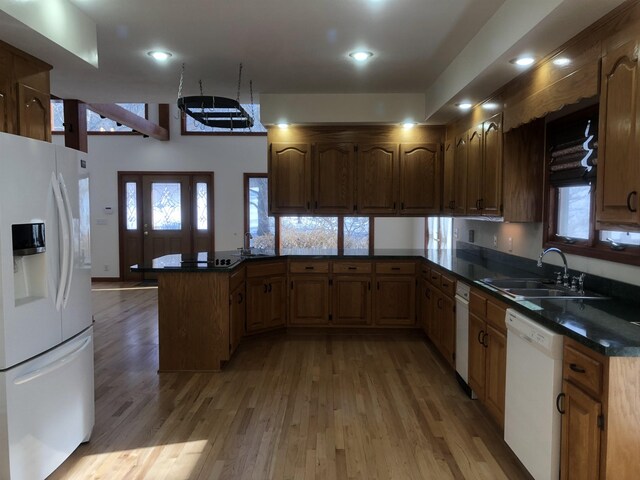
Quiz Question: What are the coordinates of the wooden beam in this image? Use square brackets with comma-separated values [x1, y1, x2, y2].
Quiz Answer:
[158, 104, 170, 140]
[86, 103, 169, 141]
[63, 99, 88, 152]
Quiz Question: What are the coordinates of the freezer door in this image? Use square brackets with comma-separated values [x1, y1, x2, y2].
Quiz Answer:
[0, 327, 94, 480]
[56, 146, 92, 340]
[0, 133, 63, 369]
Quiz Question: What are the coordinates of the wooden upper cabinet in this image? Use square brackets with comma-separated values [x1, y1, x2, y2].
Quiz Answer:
[17, 83, 51, 142]
[356, 143, 399, 214]
[481, 114, 503, 216]
[442, 140, 455, 214]
[399, 143, 441, 215]
[269, 143, 311, 214]
[453, 136, 468, 215]
[466, 127, 483, 214]
[313, 143, 355, 214]
[0, 49, 11, 134]
[597, 39, 640, 227]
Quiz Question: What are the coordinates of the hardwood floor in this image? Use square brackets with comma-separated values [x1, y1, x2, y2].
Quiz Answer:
[50, 282, 529, 480]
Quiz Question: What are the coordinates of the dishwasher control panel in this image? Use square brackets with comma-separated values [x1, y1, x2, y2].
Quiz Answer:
[506, 309, 562, 353]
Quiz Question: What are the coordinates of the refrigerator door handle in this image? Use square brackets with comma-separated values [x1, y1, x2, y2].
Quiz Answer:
[58, 173, 75, 308]
[13, 336, 92, 385]
[51, 172, 70, 311]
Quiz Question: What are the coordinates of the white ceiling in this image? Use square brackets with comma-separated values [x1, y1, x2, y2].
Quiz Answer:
[0, 0, 629, 123]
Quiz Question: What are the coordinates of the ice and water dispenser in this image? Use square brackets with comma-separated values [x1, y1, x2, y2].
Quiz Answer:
[12, 223, 47, 305]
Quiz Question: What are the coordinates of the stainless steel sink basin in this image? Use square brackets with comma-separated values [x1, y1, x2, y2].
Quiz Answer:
[479, 277, 608, 300]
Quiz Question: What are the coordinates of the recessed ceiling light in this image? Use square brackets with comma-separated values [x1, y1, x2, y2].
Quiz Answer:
[349, 51, 374, 62]
[402, 122, 417, 129]
[510, 56, 535, 66]
[456, 102, 473, 110]
[482, 102, 499, 110]
[147, 50, 172, 62]
[277, 123, 289, 129]
[553, 57, 571, 66]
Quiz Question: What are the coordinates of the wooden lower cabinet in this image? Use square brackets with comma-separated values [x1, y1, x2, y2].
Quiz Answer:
[561, 380, 602, 480]
[374, 276, 416, 326]
[246, 275, 286, 333]
[229, 282, 245, 355]
[436, 291, 455, 366]
[422, 264, 456, 368]
[289, 276, 330, 325]
[332, 275, 371, 325]
[468, 289, 507, 429]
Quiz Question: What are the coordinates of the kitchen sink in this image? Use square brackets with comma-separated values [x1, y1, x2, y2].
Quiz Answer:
[479, 278, 608, 300]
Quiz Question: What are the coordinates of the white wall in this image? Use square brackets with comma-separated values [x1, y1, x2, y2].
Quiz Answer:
[454, 219, 640, 286]
[59, 105, 425, 277]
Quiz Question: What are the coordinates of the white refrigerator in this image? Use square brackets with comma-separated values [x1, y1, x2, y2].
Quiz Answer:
[0, 132, 94, 480]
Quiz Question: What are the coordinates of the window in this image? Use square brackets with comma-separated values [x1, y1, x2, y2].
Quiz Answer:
[182, 103, 267, 135]
[544, 103, 640, 264]
[426, 217, 453, 250]
[50, 100, 148, 133]
[244, 174, 373, 253]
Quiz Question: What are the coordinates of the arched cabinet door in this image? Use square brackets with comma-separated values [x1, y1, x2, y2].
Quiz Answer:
[356, 143, 399, 214]
[453, 135, 468, 216]
[18, 83, 51, 142]
[268, 143, 311, 214]
[466, 127, 483, 215]
[596, 39, 640, 227]
[313, 143, 355, 214]
[482, 114, 503, 217]
[399, 143, 441, 215]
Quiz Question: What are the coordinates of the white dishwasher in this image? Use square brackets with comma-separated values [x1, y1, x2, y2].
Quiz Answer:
[504, 309, 563, 480]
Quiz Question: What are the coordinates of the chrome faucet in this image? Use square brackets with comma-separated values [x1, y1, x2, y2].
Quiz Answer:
[242, 232, 253, 254]
[537, 247, 569, 286]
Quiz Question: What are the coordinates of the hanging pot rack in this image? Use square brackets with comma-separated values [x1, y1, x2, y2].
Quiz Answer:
[176, 63, 254, 129]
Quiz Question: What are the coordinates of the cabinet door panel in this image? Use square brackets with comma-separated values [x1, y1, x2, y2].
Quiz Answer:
[332, 276, 371, 325]
[246, 278, 267, 333]
[453, 136, 467, 215]
[269, 143, 311, 214]
[229, 284, 245, 355]
[314, 143, 355, 214]
[17, 83, 50, 142]
[484, 324, 506, 428]
[482, 115, 503, 216]
[466, 128, 483, 214]
[442, 140, 455, 214]
[399, 143, 441, 215]
[560, 381, 601, 480]
[290, 276, 329, 325]
[374, 276, 415, 325]
[468, 313, 486, 400]
[597, 40, 640, 226]
[267, 276, 286, 328]
[357, 143, 398, 214]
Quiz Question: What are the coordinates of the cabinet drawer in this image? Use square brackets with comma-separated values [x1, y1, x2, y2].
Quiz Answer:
[439, 273, 456, 297]
[469, 289, 487, 317]
[563, 342, 604, 398]
[428, 269, 441, 287]
[332, 261, 372, 274]
[246, 261, 286, 278]
[229, 266, 245, 291]
[289, 261, 330, 274]
[376, 262, 416, 275]
[420, 263, 430, 278]
[486, 300, 506, 332]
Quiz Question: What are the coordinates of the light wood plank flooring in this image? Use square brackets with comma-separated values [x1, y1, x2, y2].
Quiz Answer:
[50, 282, 529, 480]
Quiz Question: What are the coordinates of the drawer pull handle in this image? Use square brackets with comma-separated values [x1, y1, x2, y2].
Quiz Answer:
[627, 191, 637, 213]
[391, 267, 401, 271]
[442, 282, 449, 288]
[478, 330, 485, 345]
[238, 293, 243, 304]
[348, 266, 357, 270]
[569, 363, 586, 373]
[556, 393, 566, 414]
[305, 266, 314, 270]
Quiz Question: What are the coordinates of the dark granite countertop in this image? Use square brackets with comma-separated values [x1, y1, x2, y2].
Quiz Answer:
[132, 247, 640, 357]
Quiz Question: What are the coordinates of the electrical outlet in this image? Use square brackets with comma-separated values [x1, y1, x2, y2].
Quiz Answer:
[103, 265, 109, 272]
[493, 235, 498, 247]
[508, 237, 513, 252]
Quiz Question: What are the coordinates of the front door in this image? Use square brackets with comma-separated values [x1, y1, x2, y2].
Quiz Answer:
[119, 172, 214, 281]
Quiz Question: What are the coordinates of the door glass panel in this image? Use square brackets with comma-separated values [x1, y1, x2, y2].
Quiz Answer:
[248, 177, 276, 249]
[196, 182, 208, 230]
[344, 217, 370, 250]
[151, 182, 182, 230]
[125, 182, 138, 230]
